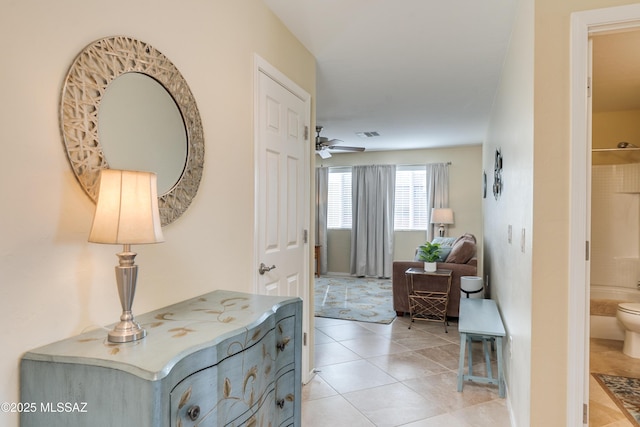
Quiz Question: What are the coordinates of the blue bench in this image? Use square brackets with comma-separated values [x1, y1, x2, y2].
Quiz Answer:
[457, 298, 506, 398]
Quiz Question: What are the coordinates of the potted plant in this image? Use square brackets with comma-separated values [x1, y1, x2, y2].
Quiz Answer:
[417, 241, 441, 272]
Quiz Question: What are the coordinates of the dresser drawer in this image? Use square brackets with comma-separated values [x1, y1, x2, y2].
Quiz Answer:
[275, 315, 295, 373]
[275, 369, 296, 426]
[171, 326, 279, 426]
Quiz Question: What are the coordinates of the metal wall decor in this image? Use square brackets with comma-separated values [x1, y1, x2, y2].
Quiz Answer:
[493, 148, 503, 200]
[60, 36, 204, 226]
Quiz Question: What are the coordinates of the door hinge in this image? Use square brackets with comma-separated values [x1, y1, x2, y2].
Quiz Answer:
[303, 332, 307, 346]
[303, 229, 308, 244]
[583, 403, 588, 424]
[587, 77, 592, 98]
[304, 125, 309, 140]
[586, 241, 590, 261]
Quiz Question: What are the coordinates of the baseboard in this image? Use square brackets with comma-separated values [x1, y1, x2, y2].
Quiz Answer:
[323, 271, 351, 277]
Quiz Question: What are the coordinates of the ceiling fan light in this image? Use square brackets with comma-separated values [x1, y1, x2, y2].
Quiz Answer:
[317, 149, 332, 159]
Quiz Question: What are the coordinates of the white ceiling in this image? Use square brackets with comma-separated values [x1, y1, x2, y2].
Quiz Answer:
[263, 0, 518, 152]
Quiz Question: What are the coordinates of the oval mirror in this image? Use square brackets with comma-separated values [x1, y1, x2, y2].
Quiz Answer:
[60, 36, 204, 226]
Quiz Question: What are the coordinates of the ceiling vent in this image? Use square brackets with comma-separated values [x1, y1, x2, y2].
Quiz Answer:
[356, 131, 380, 138]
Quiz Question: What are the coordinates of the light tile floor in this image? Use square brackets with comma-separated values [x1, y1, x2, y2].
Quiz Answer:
[589, 338, 640, 427]
[302, 315, 511, 427]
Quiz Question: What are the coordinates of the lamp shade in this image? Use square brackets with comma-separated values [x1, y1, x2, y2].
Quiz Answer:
[89, 169, 164, 244]
[431, 208, 454, 225]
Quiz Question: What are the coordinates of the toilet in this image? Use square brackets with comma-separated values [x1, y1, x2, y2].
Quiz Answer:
[616, 303, 640, 358]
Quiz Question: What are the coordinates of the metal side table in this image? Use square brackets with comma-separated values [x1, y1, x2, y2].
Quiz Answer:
[405, 267, 453, 332]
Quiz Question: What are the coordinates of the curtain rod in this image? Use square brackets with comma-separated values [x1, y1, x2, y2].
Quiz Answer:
[317, 161, 452, 169]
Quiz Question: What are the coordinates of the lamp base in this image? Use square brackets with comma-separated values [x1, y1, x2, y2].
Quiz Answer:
[108, 314, 147, 343]
[108, 247, 146, 343]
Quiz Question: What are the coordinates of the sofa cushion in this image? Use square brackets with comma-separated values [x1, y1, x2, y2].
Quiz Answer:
[445, 233, 477, 264]
[413, 236, 457, 262]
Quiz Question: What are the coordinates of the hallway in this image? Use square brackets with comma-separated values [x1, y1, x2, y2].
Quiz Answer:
[302, 316, 510, 426]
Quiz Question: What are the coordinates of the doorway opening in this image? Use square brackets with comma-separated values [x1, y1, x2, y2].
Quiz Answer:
[570, 5, 640, 426]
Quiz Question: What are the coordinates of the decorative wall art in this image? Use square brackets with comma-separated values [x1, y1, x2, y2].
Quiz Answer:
[493, 148, 503, 200]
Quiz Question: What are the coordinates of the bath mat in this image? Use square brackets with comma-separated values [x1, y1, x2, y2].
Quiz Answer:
[593, 373, 640, 426]
[314, 276, 396, 324]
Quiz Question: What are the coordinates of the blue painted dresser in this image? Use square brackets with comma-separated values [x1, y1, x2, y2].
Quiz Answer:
[20, 290, 302, 426]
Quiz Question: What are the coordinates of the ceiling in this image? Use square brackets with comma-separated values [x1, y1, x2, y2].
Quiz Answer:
[263, 0, 518, 152]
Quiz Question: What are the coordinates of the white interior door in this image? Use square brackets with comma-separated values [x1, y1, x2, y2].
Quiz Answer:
[254, 56, 312, 382]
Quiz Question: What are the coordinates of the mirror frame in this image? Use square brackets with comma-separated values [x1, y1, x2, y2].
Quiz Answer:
[60, 36, 204, 226]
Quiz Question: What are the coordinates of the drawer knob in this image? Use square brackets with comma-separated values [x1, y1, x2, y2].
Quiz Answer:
[187, 405, 201, 421]
[276, 336, 291, 351]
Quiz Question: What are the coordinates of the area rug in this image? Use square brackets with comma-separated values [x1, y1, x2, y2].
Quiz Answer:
[314, 275, 396, 324]
[593, 373, 640, 426]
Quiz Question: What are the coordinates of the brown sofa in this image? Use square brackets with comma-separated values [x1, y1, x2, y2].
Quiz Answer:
[394, 233, 480, 318]
[392, 258, 478, 318]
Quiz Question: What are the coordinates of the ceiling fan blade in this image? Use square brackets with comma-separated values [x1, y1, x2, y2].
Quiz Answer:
[328, 145, 365, 152]
[315, 126, 363, 152]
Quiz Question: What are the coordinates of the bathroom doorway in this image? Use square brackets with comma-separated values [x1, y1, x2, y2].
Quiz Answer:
[590, 29, 640, 340]
[588, 28, 640, 425]
[567, 4, 640, 425]
[569, 5, 640, 425]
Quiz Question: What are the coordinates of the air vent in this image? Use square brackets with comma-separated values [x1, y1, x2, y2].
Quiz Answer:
[356, 131, 380, 138]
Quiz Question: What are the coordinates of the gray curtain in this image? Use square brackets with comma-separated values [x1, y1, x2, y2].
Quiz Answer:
[350, 165, 396, 278]
[426, 163, 450, 242]
[315, 167, 328, 275]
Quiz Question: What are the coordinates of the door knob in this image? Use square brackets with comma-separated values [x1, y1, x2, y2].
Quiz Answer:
[259, 263, 276, 275]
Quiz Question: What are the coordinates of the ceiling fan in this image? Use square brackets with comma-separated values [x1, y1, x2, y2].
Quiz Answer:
[315, 126, 365, 158]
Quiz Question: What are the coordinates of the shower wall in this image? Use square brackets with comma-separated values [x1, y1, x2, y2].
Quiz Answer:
[591, 163, 640, 290]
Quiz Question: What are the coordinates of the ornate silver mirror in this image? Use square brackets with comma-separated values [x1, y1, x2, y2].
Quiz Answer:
[60, 36, 204, 226]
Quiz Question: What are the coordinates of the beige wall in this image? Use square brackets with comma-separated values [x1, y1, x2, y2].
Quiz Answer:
[484, 1, 534, 425]
[593, 110, 640, 165]
[593, 110, 640, 149]
[319, 145, 483, 274]
[0, 1, 315, 422]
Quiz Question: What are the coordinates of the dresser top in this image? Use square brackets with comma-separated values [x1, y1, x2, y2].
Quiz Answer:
[23, 290, 300, 381]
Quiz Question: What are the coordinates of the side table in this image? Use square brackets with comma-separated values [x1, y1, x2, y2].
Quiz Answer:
[405, 267, 453, 332]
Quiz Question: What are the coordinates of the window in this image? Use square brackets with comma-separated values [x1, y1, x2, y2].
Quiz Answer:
[327, 167, 352, 228]
[394, 165, 427, 230]
[326, 165, 427, 230]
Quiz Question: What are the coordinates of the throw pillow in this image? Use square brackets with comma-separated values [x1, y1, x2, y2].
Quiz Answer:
[437, 246, 453, 262]
[452, 233, 476, 246]
[432, 236, 457, 247]
[431, 236, 456, 261]
[445, 236, 476, 263]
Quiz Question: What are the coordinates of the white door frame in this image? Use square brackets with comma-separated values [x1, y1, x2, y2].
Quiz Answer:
[253, 54, 313, 383]
[569, 4, 640, 425]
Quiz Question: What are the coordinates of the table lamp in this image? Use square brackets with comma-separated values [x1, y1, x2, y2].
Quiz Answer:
[431, 208, 454, 237]
[89, 169, 164, 343]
